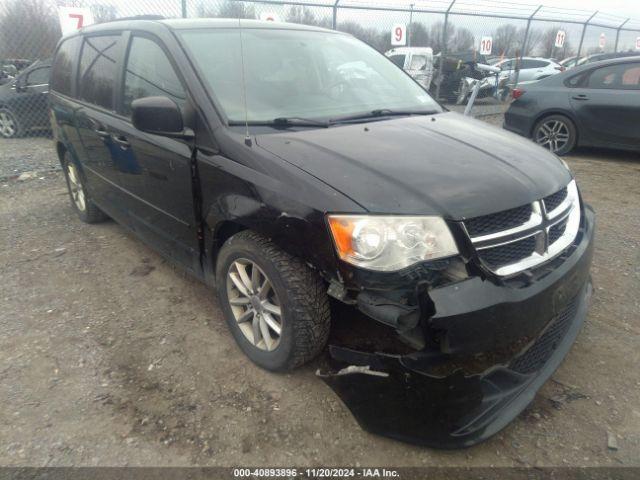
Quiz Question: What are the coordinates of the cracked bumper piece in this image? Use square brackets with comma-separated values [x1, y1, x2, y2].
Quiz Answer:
[320, 208, 594, 449]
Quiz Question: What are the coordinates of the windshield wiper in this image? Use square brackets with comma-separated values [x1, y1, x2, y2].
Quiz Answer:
[229, 117, 330, 128]
[329, 109, 439, 124]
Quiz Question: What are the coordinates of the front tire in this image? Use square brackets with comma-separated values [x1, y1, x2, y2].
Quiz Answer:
[533, 114, 577, 156]
[215, 231, 330, 371]
[61, 152, 108, 223]
[0, 108, 23, 138]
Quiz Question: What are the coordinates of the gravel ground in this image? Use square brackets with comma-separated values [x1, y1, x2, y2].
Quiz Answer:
[0, 131, 639, 468]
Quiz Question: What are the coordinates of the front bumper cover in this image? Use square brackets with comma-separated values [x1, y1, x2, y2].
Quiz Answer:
[319, 207, 595, 448]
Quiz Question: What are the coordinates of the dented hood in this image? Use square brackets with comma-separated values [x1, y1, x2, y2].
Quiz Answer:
[256, 112, 572, 219]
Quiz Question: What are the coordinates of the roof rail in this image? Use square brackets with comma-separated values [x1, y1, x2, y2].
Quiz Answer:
[107, 15, 165, 22]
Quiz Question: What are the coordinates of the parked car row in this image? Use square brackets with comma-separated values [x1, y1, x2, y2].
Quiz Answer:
[0, 59, 51, 138]
[504, 56, 640, 155]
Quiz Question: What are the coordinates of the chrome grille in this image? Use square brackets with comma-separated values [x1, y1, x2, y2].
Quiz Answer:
[464, 204, 533, 237]
[543, 187, 568, 213]
[463, 181, 581, 276]
[478, 235, 536, 269]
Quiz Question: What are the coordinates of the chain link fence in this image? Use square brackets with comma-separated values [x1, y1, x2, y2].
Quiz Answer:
[0, 0, 639, 140]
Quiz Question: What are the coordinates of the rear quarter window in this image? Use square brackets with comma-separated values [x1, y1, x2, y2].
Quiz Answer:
[50, 36, 81, 96]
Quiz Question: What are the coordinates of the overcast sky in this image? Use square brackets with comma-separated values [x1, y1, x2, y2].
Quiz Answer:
[509, 0, 637, 17]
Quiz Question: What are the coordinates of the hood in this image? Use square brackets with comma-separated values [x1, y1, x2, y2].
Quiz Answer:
[255, 112, 572, 219]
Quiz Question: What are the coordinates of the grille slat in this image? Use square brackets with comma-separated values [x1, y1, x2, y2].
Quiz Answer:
[477, 235, 537, 269]
[543, 187, 568, 213]
[464, 204, 532, 238]
[548, 220, 568, 245]
[510, 296, 578, 374]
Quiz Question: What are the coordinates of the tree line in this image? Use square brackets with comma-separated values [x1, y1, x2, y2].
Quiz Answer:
[2, 0, 634, 63]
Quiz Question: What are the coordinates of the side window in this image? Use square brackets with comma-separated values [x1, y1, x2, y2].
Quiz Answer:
[587, 63, 640, 90]
[409, 55, 427, 70]
[621, 64, 640, 90]
[389, 54, 406, 69]
[26, 67, 50, 86]
[78, 35, 120, 109]
[50, 37, 80, 96]
[122, 36, 186, 116]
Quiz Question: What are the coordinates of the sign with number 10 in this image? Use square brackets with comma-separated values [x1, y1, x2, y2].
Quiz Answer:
[480, 36, 493, 55]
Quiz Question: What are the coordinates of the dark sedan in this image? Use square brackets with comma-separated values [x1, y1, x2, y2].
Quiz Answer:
[0, 59, 51, 138]
[504, 56, 640, 155]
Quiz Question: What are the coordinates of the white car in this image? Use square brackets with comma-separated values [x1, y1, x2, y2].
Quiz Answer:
[495, 57, 564, 83]
[385, 47, 434, 89]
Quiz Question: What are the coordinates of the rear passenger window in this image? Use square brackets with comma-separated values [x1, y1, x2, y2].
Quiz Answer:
[50, 36, 80, 96]
[122, 36, 186, 116]
[587, 63, 640, 90]
[78, 35, 120, 109]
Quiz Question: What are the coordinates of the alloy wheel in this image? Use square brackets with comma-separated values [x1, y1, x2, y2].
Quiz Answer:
[0, 111, 16, 138]
[66, 162, 86, 212]
[535, 119, 570, 153]
[226, 258, 283, 352]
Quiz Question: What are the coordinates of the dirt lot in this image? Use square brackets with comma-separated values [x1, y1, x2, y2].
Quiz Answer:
[1, 132, 639, 468]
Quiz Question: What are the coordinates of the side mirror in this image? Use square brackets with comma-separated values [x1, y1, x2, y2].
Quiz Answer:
[131, 96, 193, 139]
[14, 78, 26, 92]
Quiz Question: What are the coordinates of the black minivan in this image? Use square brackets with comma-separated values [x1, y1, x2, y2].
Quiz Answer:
[49, 18, 595, 448]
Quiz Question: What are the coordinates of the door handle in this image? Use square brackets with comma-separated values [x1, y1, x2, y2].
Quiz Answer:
[572, 94, 589, 101]
[93, 127, 109, 137]
[112, 135, 130, 148]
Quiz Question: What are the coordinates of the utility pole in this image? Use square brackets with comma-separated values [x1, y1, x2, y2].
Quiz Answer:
[435, 0, 456, 101]
[576, 10, 598, 66]
[513, 5, 541, 88]
[408, 3, 414, 47]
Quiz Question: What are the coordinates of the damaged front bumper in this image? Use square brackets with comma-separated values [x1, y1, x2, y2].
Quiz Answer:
[319, 207, 595, 448]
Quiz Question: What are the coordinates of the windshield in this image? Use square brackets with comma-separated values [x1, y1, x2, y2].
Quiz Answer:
[178, 28, 441, 123]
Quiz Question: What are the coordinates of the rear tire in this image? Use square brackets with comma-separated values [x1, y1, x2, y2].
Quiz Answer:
[61, 152, 108, 223]
[215, 231, 330, 371]
[533, 114, 577, 156]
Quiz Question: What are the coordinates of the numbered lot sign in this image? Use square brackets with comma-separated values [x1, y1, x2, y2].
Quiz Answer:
[555, 30, 566, 49]
[259, 12, 280, 22]
[636, 37, 640, 50]
[391, 24, 407, 46]
[480, 36, 493, 55]
[599, 33, 606, 49]
[58, 7, 94, 35]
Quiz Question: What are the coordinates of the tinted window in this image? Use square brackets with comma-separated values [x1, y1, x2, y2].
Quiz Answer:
[122, 36, 186, 116]
[26, 66, 50, 85]
[389, 54, 406, 68]
[409, 55, 427, 70]
[50, 37, 80, 96]
[588, 63, 640, 90]
[522, 59, 548, 69]
[78, 35, 120, 109]
[499, 60, 514, 70]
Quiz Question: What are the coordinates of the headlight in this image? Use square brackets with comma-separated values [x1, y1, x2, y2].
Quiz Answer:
[327, 215, 459, 271]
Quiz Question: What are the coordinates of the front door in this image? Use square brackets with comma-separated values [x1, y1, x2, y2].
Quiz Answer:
[19, 65, 51, 128]
[570, 61, 640, 148]
[109, 33, 197, 269]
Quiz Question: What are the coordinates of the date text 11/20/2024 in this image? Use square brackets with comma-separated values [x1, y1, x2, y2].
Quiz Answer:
[233, 468, 400, 478]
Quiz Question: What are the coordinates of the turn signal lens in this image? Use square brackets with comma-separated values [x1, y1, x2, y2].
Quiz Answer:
[327, 215, 459, 272]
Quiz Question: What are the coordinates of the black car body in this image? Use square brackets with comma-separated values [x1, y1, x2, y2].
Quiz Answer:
[504, 56, 640, 155]
[49, 19, 595, 448]
[0, 59, 51, 138]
